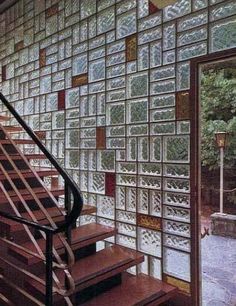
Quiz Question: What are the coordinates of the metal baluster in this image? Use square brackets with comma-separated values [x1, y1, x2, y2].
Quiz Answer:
[45, 231, 53, 306]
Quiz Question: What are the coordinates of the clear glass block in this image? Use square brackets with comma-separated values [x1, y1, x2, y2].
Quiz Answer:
[98, 150, 115, 172]
[127, 72, 148, 98]
[117, 10, 137, 39]
[210, 1, 236, 22]
[177, 121, 190, 134]
[116, 234, 136, 249]
[178, 42, 207, 61]
[107, 138, 126, 149]
[163, 0, 191, 22]
[164, 164, 189, 179]
[89, 58, 105, 82]
[151, 65, 175, 82]
[107, 40, 126, 55]
[139, 12, 162, 31]
[65, 88, 80, 109]
[151, 122, 176, 135]
[127, 99, 148, 123]
[107, 77, 125, 91]
[107, 64, 126, 78]
[164, 233, 190, 252]
[89, 172, 105, 194]
[107, 126, 125, 137]
[139, 176, 161, 189]
[138, 255, 148, 275]
[97, 196, 115, 220]
[117, 0, 136, 15]
[127, 138, 137, 161]
[164, 178, 190, 193]
[138, 45, 149, 71]
[107, 102, 125, 125]
[127, 124, 148, 136]
[117, 210, 136, 224]
[117, 222, 136, 237]
[98, 6, 115, 34]
[138, 137, 149, 161]
[177, 26, 207, 47]
[138, 0, 149, 19]
[150, 80, 175, 95]
[163, 219, 190, 238]
[138, 227, 162, 257]
[66, 150, 79, 169]
[163, 22, 176, 50]
[177, 10, 208, 32]
[209, 17, 236, 52]
[150, 256, 162, 280]
[98, 0, 115, 11]
[66, 130, 79, 148]
[177, 61, 190, 91]
[72, 53, 87, 76]
[81, 0, 96, 19]
[151, 108, 175, 122]
[126, 187, 137, 212]
[150, 94, 175, 109]
[139, 163, 161, 176]
[163, 247, 191, 282]
[40, 75, 51, 94]
[116, 186, 126, 210]
[138, 189, 149, 214]
[163, 205, 190, 223]
[164, 136, 190, 163]
[46, 15, 58, 36]
[150, 41, 162, 68]
[163, 50, 176, 65]
[193, 0, 207, 11]
[107, 89, 125, 102]
[139, 27, 162, 44]
[150, 190, 162, 217]
[117, 174, 137, 187]
[117, 162, 136, 174]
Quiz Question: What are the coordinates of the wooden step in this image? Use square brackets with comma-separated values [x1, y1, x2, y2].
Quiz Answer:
[8, 223, 116, 265]
[0, 168, 58, 180]
[2, 126, 23, 133]
[0, 115, 11, 122]
[0, 139, 35, 145]
[81, 273, 177, 306]
[26, 245, 144, 301]
[0, 154, 46, 160]
[0, 205, 96, 233]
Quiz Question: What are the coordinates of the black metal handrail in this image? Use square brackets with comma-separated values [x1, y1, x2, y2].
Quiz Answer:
[0, 92, 83, 233]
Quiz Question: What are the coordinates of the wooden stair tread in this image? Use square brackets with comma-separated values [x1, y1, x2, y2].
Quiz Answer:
[0, 168, 58, 180]
[27, 245, 144, 296]
[0, 139, 35, 144]
[2, 126, 23, 132]
[8, 223, 117, 265]
[0, 153, 46, 160]
[0, 205, 96, 232]
[81, 273, 177, 306]
[0, 115, 11, 121]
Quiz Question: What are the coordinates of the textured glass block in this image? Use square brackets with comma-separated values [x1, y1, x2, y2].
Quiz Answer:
[46, 15, 58, 36]
[107, 64, 126, 78]
[151, 108, 175, 122]
[164, 164, 190, 179]
[151, 80, 175, 95]
[164, 178, 190, 193]
[163, 248, 191, 282]
[52, 112, 65, 129]
[98, 150, 115, 172]
[107, 138, 125, 149]
[138, 45, 149, 70]
[139, 27, 162, 44]
[151, 94, 175, 109]
[81, 0, 96, 19]
[163, 50, 176, 65]
[164, 136, 190, 163]
[66, 150, 79, 169]
[89, 58, 105, 82]
[150, 190, 162, 217]
[107, 77, 125, 90]
[117, 11, 137, 39]
[138, 0, 149, 18]
[139, 163, 161, 176]
[117, 0, 136, 15]
[210, 17, 236, 52]
[40, 76, 51, 94]
[127, 72, 148, 98]
[117, 210, 136, 224]
[150, 137, 162, 162]
[66, 88, 80, 109]
[73, 54, 87, 76]
[80, 150, 88, 170]
[107, 52, 126, 67]
[177, 26, 207, 47]
[107, 102, 125, 125]
[178, 42, 207, 61]
[163, 220, 190, 238]
[150, 257, 162, 280]
[89, 47, 106, 61]
[116, 186, 126, 210]
[98, 6, 115, 34]
[162, 192, 187, 210]
[163, 0, 191, 22]
[107, 40, 126, 55]
[117, 174, 136, 187]
[97, 196, 115, 220]
[116, 234, 136, 249]
[138, 189, 149, 214]
[139, 176, 161, 189]
[98, 0, 115, 11]
[126, 188, 137, 212]
[151, 65, 175, 81]
[138, 227, 161, 257]
[139, 12, 162, 31]
[210, 1, 236, 21]
[151, 122, 176, 135]
[177, 10, 208, 32]
[150, 41, 162, 68]
[66, 130, 79, 148]
[107, 126, 125, 137]
[164, 233, 190, 252]
[107, 89, 125, 102]
[127, 99, 148, 123]
[163, 206, 190, 223]
[127, 124, 148, 136]
[117, 162, 136, 174]
[117, 222, 136, 237]
[177, 121, 190, 134]
[163, 23, 176, 50]
[177, 62, 190, 91]
[193, 0, 207, 11]
[89, 173, 105, 194]
[127, 138, 137, 161]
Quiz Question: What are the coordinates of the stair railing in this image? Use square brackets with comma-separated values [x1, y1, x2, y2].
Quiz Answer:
[0, 92, 84, 306]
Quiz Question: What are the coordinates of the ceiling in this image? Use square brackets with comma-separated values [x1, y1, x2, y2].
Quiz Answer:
[0, 0, 18, 14]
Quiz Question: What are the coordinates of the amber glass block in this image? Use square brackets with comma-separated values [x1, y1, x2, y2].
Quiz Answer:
[164, 274, 191, 295]
[14, 41, 24, 52]
[96, 127, 106, 149]
[72, 74, 88, 87]
[137, 214, 162, 231]
[126, 34, 137, 62]
[39, 49, 46, 68]
[176, 91, 190, 120]
[46, 4, 58, 18]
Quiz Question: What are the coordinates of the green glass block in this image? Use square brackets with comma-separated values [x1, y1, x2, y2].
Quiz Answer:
[98, 6, 115, 34]
[107, 102, 125, 125]
[98, 150, 115, 172]
[127, 72, 148, 98]
[127, 99, 148, 123]
[164, 136, 189, 163]
[210, 17, 236, 52]
[117, 10, 137, 39]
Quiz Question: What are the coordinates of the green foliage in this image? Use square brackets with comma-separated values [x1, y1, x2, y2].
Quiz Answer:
[201, 69, 236, 170]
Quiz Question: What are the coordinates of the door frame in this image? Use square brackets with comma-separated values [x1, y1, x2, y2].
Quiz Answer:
[190, 47, 236, 306]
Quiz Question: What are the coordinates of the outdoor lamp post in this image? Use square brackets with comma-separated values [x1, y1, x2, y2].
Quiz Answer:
[215, 132, 228, 214]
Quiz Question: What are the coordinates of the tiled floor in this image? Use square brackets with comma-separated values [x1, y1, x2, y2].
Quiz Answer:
[201, 234, 236, 306]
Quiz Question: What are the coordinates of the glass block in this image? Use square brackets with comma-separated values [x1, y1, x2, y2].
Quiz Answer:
[138, 227, 162, 257]
[210, 1, 236, 22]
[138, 255, 148, 275]
[138, 189, 149, 214]
[138, 45, 149, 71]
[177, 121, 190, 134]
[116, 186, 126, 210]
[107, 126, 125, 137]
[127, 99, 148, 123]
[177, 26, 207, 47]
[117, 210, 136, 224]
[107, 52, 126, 67]
[163, 247, 191, 282]
[127, 72, 148, 98]
[164, 192, 190, 208]
[139, 176, 161, 189]
[151, 80, 175, 95]
[127, 124, 148, 136]
[66, 130, 79, 148]
[177, 10, 208, 32]
[150, 190, 162, 217]
[164, 136, 190, 163]
[151, 108, 175, 122]
[117, 10, 137, 39]
[107, 102, 125, 125]
[138, 0, 149, 19]
[163, 205, 190, 223]
[163, 50, 176, 65]
[66, 88, 80, 109]
[151, 65, 175, 81]
[40, 76, 51, 94]
[98, 150, 115, 172]
[117, 0, 136, 15]
[139, 27, 162, 44]
[66, 150, 79, 169]
[98, 6, 115, 34]
[107, 77, 126, 90]
[164, 178, 190, 193]
[163, 219, 190, 238]
[163, 23, 176, 50]
[81, 0, 96, 19]
[177, 62, 190, 91]
[164, 233, 190, 252]
[150, 94, 175, 109]
[117, 222, 136, 237]
[164, 164, 190, 179]
[126, 187, 137, 212]
[97, 196, 115, 220]
[138, 137, 149, 161]
[116, 234, 136, 249]
[127, 138, 137, 161]
[151, 122, 176, 135]
[150, 257, 162, 280]
[117, 162, 137, 174]
[107, 40, 126, 55]
[178, 42, 207, 61]
[193, 0, 207, 11]
[139, 163, 161, 176]
[52, 112, 65, 129]
[73, 54, 87, 76]
[139, 12, 162, 31]
[98, 0, 115, 11]
[107, 89, 125, 102]
[150, 41, 162, 68]
[89, 173, 105, 194]
[46, 15, 58, 36]
[107, 138, 126, 149]
[79, 150, 88, 170]
[117, 174, 137, 187]
[209, 17, 236, 52]
[89, 58, 105, 82]
[107, 64, 126, 78]
[163, 0, 191, 22]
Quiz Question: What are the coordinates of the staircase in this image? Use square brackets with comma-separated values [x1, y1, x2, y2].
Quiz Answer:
[0, 92, 177, 306]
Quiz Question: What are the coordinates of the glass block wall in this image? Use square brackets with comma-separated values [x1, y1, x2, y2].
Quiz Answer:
[0, 0, 236, 301]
